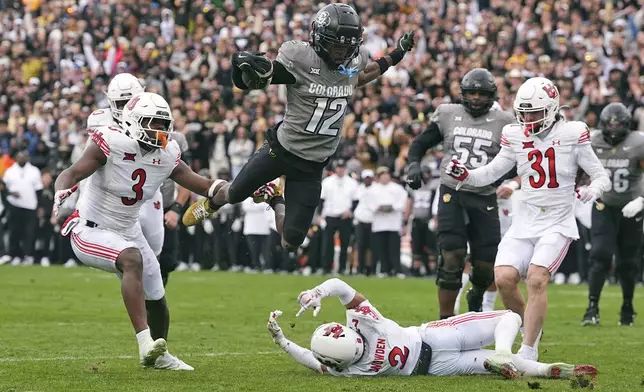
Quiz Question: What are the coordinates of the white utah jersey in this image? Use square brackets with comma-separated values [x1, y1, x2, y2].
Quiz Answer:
[464, 120, 609, 239]
[78, 126, 181, 233]
[327, 301, 422, 377]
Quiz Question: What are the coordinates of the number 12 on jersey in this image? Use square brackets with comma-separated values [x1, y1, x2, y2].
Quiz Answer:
[306, 98, 348, 136]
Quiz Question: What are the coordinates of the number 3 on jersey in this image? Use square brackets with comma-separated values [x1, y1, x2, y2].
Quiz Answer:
[306, 98, 348, 136]
[528, 148, 559, 188]
[121, 169, 147, 205]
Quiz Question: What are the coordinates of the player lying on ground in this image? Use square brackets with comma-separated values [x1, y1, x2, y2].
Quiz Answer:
[182, 3, 415, 253]
[444, 77, 610, 361]
[267, 278, 597, 379]
[53, 93, 220, 370]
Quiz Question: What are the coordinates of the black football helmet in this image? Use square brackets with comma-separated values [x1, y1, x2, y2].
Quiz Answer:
[460, 68, 497, 118]
[600, 102, 631, 145]
[310, 4, 363, 69]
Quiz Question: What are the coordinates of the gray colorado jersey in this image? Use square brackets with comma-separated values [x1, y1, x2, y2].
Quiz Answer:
[432, 104, 515, 195]
[161, 132, 189, 208]
[275, 41, 369, 162]
[591, 130, 644, 207]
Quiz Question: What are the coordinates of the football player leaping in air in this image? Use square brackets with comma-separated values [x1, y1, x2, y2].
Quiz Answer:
[266, 277, 597, 380]
[444, 77, 610, 362]
[53, 93, 219, 370]
[182, 3, 415, 254]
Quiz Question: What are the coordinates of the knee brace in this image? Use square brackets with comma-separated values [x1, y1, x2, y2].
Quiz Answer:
[438, 233, 467, 252]
[283, 227, 306, 250]
[436, 249, 467, 291]
[470, 260, 495, 289]
[470, 245, 498, 264]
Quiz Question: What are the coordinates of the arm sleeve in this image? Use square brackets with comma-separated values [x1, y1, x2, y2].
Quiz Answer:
[407, 122, 443, 163]
[464, 145, 517, 187]
[278, 339, 325, 374]
[577, 143, 611, 193]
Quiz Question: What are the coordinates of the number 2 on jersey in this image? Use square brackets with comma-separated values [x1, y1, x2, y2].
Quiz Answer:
[121, 169, 147, 205]
[528, 148, 559, 188]
[388, 346, 410, 370]
[306, 98, 348, 136]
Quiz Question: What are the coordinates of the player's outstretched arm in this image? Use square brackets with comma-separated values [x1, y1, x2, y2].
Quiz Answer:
[267, 311, 328, 375]
[170, 160, 216, 198]
[461, 148, 516, 187]
[231, 51, 296, 90]
[297, 278, 366, 317]
[357, 31, 415, 87]
[55, 141, 106, 191]
[406, 122, 443, 189]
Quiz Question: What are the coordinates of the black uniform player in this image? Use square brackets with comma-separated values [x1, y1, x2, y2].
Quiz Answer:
[182, 4, 415, 251]
[583, 103, 644, 327]
[406, 69, 516, 319]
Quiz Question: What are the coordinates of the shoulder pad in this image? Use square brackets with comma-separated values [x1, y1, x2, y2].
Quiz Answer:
[276, 40, 311, 68]
[87, 109, 113, 129]
[564, 121, 591, 144]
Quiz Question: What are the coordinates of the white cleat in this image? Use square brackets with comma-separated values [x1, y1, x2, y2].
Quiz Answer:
[0, 255, 12, 265]
[154, 352, 194, 371]
[64, 259, 78, 268]
[10, 257, 22, 266]
[484, 354, 522, 380]
[139, 338, 167, 367]
[40, 257, 51, 267]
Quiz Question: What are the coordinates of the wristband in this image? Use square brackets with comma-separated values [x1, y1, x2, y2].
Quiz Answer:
[169, 202, 182, 214]
[376, 57, 390, 75]
[506, 181, 520, 191]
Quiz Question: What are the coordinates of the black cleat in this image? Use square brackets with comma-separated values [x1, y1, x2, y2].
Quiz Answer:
[581, 307, 600, 326]
[466, 288, 483, 312]
[619, 304, 636, 326]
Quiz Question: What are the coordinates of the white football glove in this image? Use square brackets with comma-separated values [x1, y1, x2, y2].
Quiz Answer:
[575, 186, 601, 204]
[296, 289, 323, 317]
[267, 310, 286, 345]
[53, 185, 78, 217]
[622, 196, 644, 218]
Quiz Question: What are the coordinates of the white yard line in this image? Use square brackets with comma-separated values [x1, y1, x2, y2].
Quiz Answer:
[0, 351, 280, 363]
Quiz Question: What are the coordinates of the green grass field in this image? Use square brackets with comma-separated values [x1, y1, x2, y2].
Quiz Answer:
[0, 267, 641, 391]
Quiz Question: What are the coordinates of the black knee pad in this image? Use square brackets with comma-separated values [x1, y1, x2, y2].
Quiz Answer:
[470, 260, 495, 289]
[470, 245, 497, 264]
[436, 249, 466, 291]
[436, 269, 463, 291]
[438, 233, 467, 252]
[283, 227, 306, 250]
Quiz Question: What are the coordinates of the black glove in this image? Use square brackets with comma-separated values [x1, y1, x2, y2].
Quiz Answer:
[397, 31, 416, 52]
[233, 51, 273, 89]
[406, 162, 423, 190]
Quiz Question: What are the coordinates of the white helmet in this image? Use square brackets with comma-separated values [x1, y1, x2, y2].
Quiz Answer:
[310, 323, 364, 370]
[105, 73, 145, 123]
[121, 92, 174, 149]
[513, 77, 560, 136]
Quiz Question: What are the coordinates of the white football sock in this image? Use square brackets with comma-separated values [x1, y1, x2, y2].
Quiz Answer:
[454, 273, 471, 314]
[518, 344, 538, 361]
[494, 312, 522, 355]
[136, 328, 153, 348]
[482, 290, 497, 311]
[511, 354, 549, 377]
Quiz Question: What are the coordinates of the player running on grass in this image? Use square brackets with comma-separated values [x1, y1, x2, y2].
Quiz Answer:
[266, 278, 597, 379]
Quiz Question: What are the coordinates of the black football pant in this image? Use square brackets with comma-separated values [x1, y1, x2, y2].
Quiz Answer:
[355, 222, 372, 275]
[227, 126, 327, 249]
[588, 203, 643, 307]
[8, 206, 37, 259]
